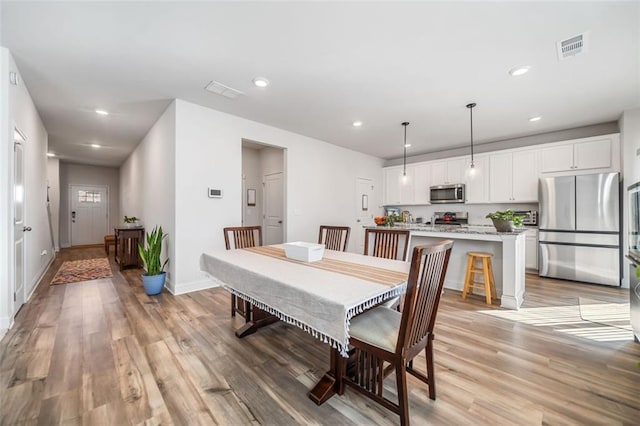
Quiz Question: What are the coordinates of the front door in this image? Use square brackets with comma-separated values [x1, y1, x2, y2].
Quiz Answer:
[70, 185, 108, 246]
[13, 129, 26, 315]
[264, 173, 284, 245]
[355, 177, 374, 254]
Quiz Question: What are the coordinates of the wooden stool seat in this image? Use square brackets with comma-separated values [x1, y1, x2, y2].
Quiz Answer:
[462, 251, 497, 305]
[104, 234, 115, 255]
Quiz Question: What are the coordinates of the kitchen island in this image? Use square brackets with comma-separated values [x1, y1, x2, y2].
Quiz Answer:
[367, 225, 527, 309]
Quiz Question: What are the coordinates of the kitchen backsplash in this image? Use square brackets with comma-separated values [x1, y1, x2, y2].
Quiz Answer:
[393, 203, 538, 226]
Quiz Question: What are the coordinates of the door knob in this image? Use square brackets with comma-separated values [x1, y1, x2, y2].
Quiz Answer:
[278, 220, 283, 224]
[23, 226, 32, 232]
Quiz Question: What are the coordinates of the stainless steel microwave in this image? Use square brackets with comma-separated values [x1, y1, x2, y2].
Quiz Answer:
[430, 184, 465, 204]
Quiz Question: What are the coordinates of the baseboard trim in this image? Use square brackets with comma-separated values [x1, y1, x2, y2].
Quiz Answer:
[169, 278, 220, 295]
[26, 255, 55, 301]
[0, 316, 13, 335]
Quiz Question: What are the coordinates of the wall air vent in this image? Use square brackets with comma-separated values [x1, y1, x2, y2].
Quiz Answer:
[556, 32, 588, 60]
[204, 81, 244, 99]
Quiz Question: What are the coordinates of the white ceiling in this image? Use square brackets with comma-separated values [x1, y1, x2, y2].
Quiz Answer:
[2, 1, 638, 167]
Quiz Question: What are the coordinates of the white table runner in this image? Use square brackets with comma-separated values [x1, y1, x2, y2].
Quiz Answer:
[199, 245, 409, 356]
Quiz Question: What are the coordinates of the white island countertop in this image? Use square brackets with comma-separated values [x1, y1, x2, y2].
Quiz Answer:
[365, 224, 527, 309]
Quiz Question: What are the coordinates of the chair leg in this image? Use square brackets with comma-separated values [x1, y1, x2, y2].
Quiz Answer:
[395, 361, 410, 426]
[488, 258, 497, 299]
[425, 339, 436, 400]
[231, 294, 236, 317]
[482, 257, 492, 305]
[462, 255, 474, 300]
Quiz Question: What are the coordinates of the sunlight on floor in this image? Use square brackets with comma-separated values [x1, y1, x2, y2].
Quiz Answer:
[480, 303, 634, 342]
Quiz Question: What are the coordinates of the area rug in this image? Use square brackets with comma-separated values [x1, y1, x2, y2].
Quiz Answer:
[50, 258, 113, 285]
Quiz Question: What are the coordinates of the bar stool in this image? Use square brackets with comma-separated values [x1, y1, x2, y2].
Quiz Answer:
[462, 251, 497, 305]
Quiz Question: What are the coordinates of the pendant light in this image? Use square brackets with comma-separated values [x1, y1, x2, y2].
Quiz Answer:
[402, 121, 410, 179]
[466, 103, 476, 170]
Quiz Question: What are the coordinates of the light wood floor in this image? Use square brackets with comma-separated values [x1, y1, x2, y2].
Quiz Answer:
[1, 247, 639, 425]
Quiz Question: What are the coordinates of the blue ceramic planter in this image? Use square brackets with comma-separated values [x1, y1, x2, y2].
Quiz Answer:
[142, 271, 166, 295]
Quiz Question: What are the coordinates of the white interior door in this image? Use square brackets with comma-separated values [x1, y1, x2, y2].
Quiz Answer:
[355, 178, 374, 254]
[13, 130, 26, 315]
[70, 185, 108, 246]
[264, 173, 284, 245]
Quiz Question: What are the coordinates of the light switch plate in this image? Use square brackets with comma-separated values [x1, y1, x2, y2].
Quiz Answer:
[208, 188, 222, 198]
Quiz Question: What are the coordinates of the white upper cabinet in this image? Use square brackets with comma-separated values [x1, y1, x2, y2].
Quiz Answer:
[463, 155, 489, 204]
[511, 150, 539, 201]
[540, 137, 616, 174]
[431, 158, 465, 186]
[383, 163, 431, 205]
[489, 150, 538, 203]
[412, 163, 431, 205]
[384, 166, 412, 205]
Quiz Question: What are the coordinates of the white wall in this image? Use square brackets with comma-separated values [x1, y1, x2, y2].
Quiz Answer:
[119, 101, 176, 289]
[621, 108, 640, 287]
[47, 157, 60, 251]
[58, 162, 119, 247]
[0, 48, 53, 331]
[173, 99, 384, 293]
[241, 147, 262, 227]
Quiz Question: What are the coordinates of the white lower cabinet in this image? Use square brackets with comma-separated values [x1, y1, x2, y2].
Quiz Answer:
[525, 228, 538, 271]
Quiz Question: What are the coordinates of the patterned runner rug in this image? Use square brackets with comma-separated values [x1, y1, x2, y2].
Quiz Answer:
[50, 258, 113, 285]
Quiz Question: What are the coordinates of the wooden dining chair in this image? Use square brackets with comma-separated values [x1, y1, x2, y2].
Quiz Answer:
[223, 226, 263, 317]
[364, 228, 410, 261]
[342, 240, 453, 426]
[318, 225, 350, 252]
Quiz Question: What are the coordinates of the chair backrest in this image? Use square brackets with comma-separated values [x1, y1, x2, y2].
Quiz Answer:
[318, 225, 350, 252]
[223, 226, 263, 250]
[397, 240, 453, 356]
[363, 228, 410, 261]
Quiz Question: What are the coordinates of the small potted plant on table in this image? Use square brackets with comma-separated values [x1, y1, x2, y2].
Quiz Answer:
[486, 209, 524, 232]
[138, 226, 168, 295]
[124, 215, 140, 228]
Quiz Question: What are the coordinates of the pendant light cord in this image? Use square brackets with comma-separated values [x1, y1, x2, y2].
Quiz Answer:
[402, 122, 409, 176]
[466, 103, 476, 167]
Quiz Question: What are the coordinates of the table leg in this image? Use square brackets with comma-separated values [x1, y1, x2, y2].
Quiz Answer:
[234, 300, 280, 338]
[309, 347, 344, 405]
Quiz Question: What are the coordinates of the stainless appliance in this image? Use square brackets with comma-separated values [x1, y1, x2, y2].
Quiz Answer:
[626, 182, 640, 341]
[514, 210, 538, 226]
[539, 172, 620, 286]
[433, 211, 468, 226]
[430, 184, 465, 204]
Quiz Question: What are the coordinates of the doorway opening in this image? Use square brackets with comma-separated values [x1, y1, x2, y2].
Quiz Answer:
[241, 140, 286, 245]
[69, 184, 109, 246]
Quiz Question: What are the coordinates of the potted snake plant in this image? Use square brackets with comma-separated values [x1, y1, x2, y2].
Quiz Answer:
[138, 226, 168, 295]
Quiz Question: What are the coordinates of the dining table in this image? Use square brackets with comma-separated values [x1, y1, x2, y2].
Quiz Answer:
[199, 244, 410, 404]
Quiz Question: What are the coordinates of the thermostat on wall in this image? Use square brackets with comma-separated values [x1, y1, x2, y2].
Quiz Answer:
[208, 188, 223, 198]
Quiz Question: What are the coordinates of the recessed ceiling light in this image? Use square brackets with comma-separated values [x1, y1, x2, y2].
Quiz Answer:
[404, 143, 411, 148]
[509, 66, 531, 76]
[46, 152, 56, 157]
[529, 116, 542, 122]
[90, 144, 101, 148]
[252, 77, 269, 88]
[95, 109, 109, 116]
[352, 121, 363, 127]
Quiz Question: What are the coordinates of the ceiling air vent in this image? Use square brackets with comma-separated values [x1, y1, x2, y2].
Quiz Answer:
[204, 81, 244, 99]
[556, 32, 588, 60]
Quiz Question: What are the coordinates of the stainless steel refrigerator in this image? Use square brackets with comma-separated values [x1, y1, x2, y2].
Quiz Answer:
[539, 172, 621, 286]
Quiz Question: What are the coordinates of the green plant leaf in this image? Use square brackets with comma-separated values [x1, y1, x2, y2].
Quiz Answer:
[138, 225, 168, 275]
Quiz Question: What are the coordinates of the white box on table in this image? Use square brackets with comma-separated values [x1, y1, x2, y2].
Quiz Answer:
[283, 242, 325, 262]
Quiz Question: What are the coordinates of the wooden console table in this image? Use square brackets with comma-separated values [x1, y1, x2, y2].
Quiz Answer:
[114, 226, 145, 270]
